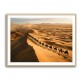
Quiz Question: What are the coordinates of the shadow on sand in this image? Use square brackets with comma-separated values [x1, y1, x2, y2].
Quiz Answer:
[11, 34, 39, 62]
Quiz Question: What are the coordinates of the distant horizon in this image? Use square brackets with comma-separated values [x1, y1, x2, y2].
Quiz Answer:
[11, 18, 72, 24]
[11, 23, 72, 25]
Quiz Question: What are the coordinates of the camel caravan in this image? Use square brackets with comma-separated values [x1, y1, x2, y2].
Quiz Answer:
[28, 33, 69, 59]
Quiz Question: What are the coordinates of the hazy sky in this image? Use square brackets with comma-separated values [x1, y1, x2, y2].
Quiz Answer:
[11, 18, 72, 24]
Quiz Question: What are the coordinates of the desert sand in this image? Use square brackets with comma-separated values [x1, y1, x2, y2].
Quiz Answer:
[11, 23, 72, 62]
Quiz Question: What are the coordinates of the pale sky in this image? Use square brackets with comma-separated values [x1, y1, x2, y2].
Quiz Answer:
[11, 18, 72, 24]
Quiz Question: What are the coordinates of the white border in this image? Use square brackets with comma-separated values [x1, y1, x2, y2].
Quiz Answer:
[6, 14, 76, 67]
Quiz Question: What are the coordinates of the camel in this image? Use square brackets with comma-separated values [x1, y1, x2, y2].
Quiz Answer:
[58, 48, 63, 53]
[49, 46, 52, 49]
[58, 48, 63, 55]
[41, 43, 44, 46]
[53, 47, 57, 52]
[63, 50, 69, 55]
[45, 44, 48, 47]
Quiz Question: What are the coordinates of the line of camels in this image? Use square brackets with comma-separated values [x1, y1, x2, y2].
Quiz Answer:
[28, 33, 72, 61]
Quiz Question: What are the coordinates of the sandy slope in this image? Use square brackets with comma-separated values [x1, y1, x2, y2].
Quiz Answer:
[27, 38, 67, 62]
[11, 36, 39, 62]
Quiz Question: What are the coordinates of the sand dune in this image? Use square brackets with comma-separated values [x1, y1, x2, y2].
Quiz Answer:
[11, 35, 39, 62]
[27, 38, 67, 62]
[11, 23, 72, 62]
